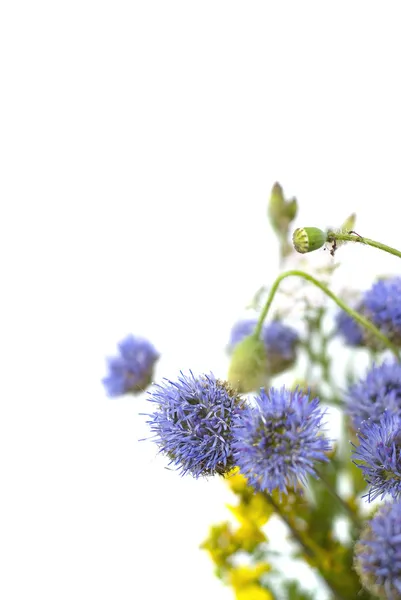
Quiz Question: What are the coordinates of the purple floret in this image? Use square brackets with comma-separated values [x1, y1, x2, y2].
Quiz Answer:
[229, 318, 299, 375]
[145, 372, 242, 477]
[102, 335, 159, 397]
[335, 309, 364, 346]
[232, 386, 331, 494]
[352, 411, 401, 502]
[355, 502, 401, 599]
[346, 361, 401, 429]
[364, 277, 401, 342]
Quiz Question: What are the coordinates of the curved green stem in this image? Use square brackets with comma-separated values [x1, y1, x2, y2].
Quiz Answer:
[254, 270, 400, 360]
[327, 231, 401, 260]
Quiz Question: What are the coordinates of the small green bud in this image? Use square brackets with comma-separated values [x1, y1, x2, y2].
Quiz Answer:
[268, 182, 298, 236]
[228, 335, 268, 394]
[292, 227, 327, 254]
[341, 212, 356, 233]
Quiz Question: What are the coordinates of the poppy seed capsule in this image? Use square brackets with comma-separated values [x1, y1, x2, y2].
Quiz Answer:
[292, 227, 327, 254]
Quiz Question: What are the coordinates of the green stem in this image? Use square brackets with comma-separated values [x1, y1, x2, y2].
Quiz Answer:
[264, 494, 348, 600]
[317, 470, 361, 529]
[327, 231, 401, 260]
[264, 494, 314, 559]
[254, 270, 399, 360]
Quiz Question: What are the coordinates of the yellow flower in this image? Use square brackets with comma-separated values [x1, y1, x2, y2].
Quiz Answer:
[235, 584, 273, 600]
[228, 493, 272, 527]
[200, 522, 238, 566]
[234, 522, 266, 551]
[225, 468, 249, 494]
[230, 564, 271, 589]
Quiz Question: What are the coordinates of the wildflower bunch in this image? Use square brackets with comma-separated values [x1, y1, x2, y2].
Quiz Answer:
[103, 181, 401, 599]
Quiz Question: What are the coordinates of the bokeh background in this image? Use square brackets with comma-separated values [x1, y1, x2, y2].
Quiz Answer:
[2, 2, 401, 598]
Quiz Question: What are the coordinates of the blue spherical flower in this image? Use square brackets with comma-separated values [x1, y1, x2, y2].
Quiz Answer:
[102, 335, 159, 397]
[364, 277, 401, 344]
[346, 361, 401, 429]
[232, 387, 331, 494]
[352, 411, 401, 502]
[229, 318, 259, 349]
[355, 502, 401, 599]
[145, 372, 243, 477]
[335, 309, 364, 347]
[263, 320, 299, 363]
[228, 318, 299, 375]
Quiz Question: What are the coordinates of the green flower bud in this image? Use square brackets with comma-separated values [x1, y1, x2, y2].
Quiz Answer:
[292, 227, 327, 254]
[268, 182, 298, 236]
[228, 335, 268, 394]
[341, 212, 356, 233]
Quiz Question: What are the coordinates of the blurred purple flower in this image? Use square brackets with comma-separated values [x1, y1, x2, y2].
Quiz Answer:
[229, 318, 299, 375]
[355, 502, 401, 599]
[346, 361, 401, 429]
[102, 334, 159, 397]
[335, 309, 364, 347]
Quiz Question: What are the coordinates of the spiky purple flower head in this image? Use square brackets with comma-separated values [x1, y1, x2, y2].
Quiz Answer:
[346, 361, 401, 429]
[228, 318, 299, 375]
[102, 335, 159, 397]
[232, 387, 331, 494]
[364, 277, 401, 345]
[145, 372, 243, 477]
[352, 411, 401, 502]
[355, 502, 401, 599]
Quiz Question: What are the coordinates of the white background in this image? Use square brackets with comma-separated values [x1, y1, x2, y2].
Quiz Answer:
[1, 2, 401, 599]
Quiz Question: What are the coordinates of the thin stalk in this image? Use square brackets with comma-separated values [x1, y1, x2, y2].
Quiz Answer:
[264, 494, 314, 558]
[264, 494, 348, 600]
[317, 470, 361, 529]
[327, 231, 401, 260]
[254, 270, 399, 360]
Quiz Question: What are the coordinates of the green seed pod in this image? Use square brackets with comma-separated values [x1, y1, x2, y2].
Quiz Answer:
[228, 335, 268, 394]
[292, 227, 327, 254]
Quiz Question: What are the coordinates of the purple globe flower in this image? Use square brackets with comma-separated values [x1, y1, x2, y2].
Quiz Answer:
[102, 335, 159, 397]
[335, 278, 401, 350]
[352, 411, 401, 502]
[335, 309, 364, 347]
[364, 277, 401, 345]
[229, 318, 259, 349]
[355, 502, 401, 599]
[262, 321, 299, 367]
[346, 361, 401, 429]
[232, 387, 331, 494]
[145, 372, 243, 477]
[228, 318, 299, 375]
